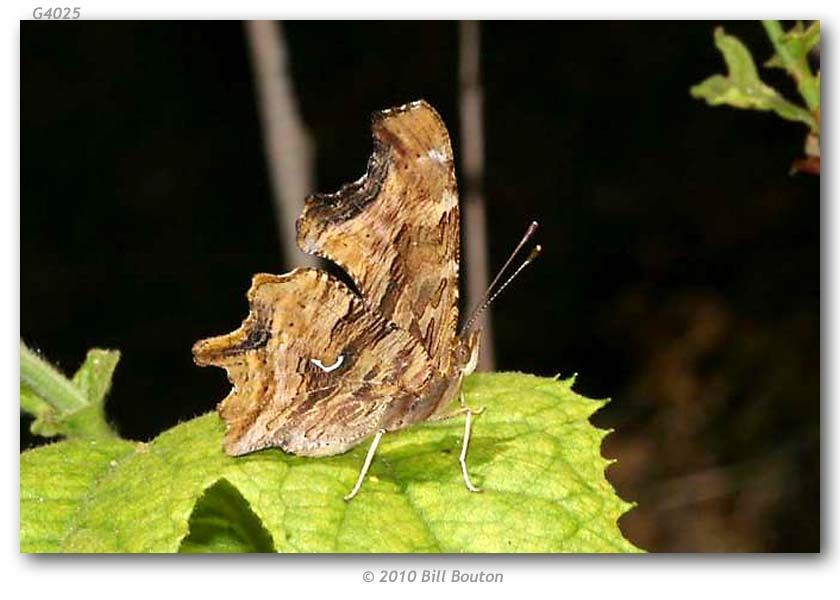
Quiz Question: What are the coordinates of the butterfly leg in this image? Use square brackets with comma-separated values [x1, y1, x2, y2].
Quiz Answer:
[459, 390, 486, 415]
[344, 428, 386, 501]
[428, 392, 486, 422]
[426, 393, 484, 492]
[459, 392, 483, 493]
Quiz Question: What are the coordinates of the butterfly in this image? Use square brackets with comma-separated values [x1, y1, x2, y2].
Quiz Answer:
[192, 100, 539, 500]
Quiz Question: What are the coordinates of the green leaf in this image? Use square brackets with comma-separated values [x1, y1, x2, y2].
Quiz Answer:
[690, 27, 817, 130]
[20, 436, 136, 552]
[71, 349, 121, 407]
[20, 372, 640, 553]
[20, 344, 120, 440]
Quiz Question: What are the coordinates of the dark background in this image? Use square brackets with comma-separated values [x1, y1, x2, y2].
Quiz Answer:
[21, 21, 819, 552]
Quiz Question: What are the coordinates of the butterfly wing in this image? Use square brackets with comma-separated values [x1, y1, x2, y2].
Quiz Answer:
[192, 268, 433, 456]
[296, 100, 460, 372]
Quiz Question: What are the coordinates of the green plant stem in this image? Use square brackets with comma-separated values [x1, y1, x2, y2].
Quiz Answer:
[762, 20, 820, 113]
[20, 341, 88, 414]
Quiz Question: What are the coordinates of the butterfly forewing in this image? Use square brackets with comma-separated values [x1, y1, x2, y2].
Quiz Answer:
[296, 101, 461, 372]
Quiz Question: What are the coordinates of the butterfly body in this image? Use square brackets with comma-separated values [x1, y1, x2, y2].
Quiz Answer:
[193, 101, 481, 460]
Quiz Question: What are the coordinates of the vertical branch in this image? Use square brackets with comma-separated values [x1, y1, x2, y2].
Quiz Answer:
[761, 20, 820, 112]
[459, 21, 495, 371]
[244, 20, 317, 269]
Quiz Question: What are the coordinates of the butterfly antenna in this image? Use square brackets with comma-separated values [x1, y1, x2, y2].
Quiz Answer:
[461, 221, 542, 335]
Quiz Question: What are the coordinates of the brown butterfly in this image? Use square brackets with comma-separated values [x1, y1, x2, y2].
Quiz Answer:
[192, 100, 539, 500]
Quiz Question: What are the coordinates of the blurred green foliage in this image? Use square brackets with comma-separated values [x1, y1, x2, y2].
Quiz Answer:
[691, 21, 820, 173]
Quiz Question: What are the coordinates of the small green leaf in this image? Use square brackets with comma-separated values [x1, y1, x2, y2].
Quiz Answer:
[20, 373, 640, 553]
[690, 27, 817, 130]
[71, 349, 121, 407]
[20, 344, 120, 440]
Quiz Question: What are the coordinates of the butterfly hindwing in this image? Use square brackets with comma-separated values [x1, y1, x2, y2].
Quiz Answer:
[296, 101, 461, 372]
[192, 268, 433, 456]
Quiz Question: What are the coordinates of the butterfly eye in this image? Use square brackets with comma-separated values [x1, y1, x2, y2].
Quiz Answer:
[455, 345, 469, 362]
[310, 354, 345, 373]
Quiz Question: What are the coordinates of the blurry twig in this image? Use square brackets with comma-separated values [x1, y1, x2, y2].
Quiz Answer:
[644, 457, 784, 511]
[641, 434, 807, 512]
[245, 21, 318, 268]
[459, 20, 495, 371]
